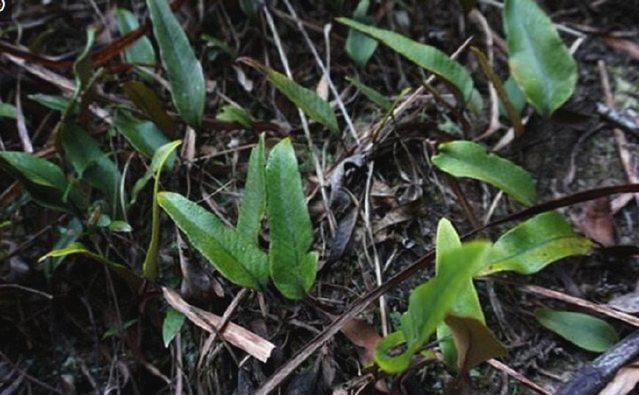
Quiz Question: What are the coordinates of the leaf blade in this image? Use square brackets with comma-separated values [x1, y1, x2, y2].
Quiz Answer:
[336, 17, 475, 103]
[504, 0, 578, 117]
[158, 192, 269, 290]
[482, 211, 592, 275]
[432, 140, 537, 206]
[266, 139, 316, 300]
[237, 134, 266, 242]
[146, 0, 205, 127]
[535, 308, 618, 353]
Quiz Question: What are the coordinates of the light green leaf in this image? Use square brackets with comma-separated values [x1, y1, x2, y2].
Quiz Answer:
[0, 102, 17, 119]
[435, 219, 485, 369]
[237, 134, 266, 242]
[432, 140, 536, 206]
[122, 80, 176, 137]
[28, 94, 71, 112]
[216, 105, 252, 128]
[266, 139, 317, 300]
[0, 151, 84, 212]
[39, 242, 141, 289]
[375, 241, 491, 373]
[142, 140, 182, 280]
[346, 77, 392, 110]
[535, 308, 617, 353]
[115, 8, 156, 67]
[243, 60, 339, 134]
[147, 0, 205, 127]
[336, 17, 475, 103]
[481, 211, 592, 275]
[158, 192, 269, 290]
[162, 308, 185, 347]
[109, 220, 133, 233]
[113, 110, 172, 160]
[345, 0, 378, 67]
[504, 0, 577, 117]
[59, 123, 123, 216]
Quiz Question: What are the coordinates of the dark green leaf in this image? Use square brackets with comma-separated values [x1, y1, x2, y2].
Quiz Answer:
[147, 0, 205, 127]
[266, 139, 317, 300]
[535, 308, 618, 353]
[0, 151, 83, 212]
[115, 8, 156, 66]
[481, 211, 592, 275]
[432, 140, 537, 206]
[113, 110, 172, 160]
[499, 77, 527, 117]
[122, 80, 176, 137]
[28, 94, 71, 112]
[158, 192, 269, 290]
[59, 123, 123, 216]
[242, 59, 339, 134]
[504, 0, 578, 117]
[345, 0, 378, 67]
[237, 134, 266, 242]
[346, 77, 392, 110]
[162, 308, 185, 347]
[336, 17, 475, 103]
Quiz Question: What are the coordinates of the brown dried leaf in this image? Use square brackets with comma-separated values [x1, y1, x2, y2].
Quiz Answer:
[444, 315, 507, 373]
[162, 287, 275, 362]
[579, 197, 616, 247]
[603, 37, 639, 61]
[340, 318, 381, 366]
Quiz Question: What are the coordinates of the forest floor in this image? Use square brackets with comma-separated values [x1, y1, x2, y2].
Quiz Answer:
[1, 0, 639, 394]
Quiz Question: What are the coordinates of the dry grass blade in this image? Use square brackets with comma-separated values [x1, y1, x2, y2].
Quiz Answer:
[162, 287, 275, 363]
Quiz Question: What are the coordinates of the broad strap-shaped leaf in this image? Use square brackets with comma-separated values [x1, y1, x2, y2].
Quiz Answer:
[28, 94, 71, 112]
[435, 219, 486, 369]
[346, 77, 392, 110]
[345, 0, 378, 67]
[237, 134, 266, 242]
[375, 241, 491, 373]
[162, 308, 185, 347]
[115, 8, 156, 67]
[146, 0, 205, 127]
[142, 140, 182, 280]
[216, 105, 252, 128]
[158, 192, 269, 290]
[113, 110, 171, 160]
[432, 140, 537, 206]
[504, 0, 577, 117]
[39, 242, 141, 289]
[0, 102, 16, 119]
[242, 59, 339, 134]
[122, 80, 176, 137]
[336, 17, 475, 103]
[0, 151, 84, 212]
[481, 211, 592, 275]
[59, 123, 123, 216]
[535, 308, 618, 353]
[266, 139, 317, 300]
